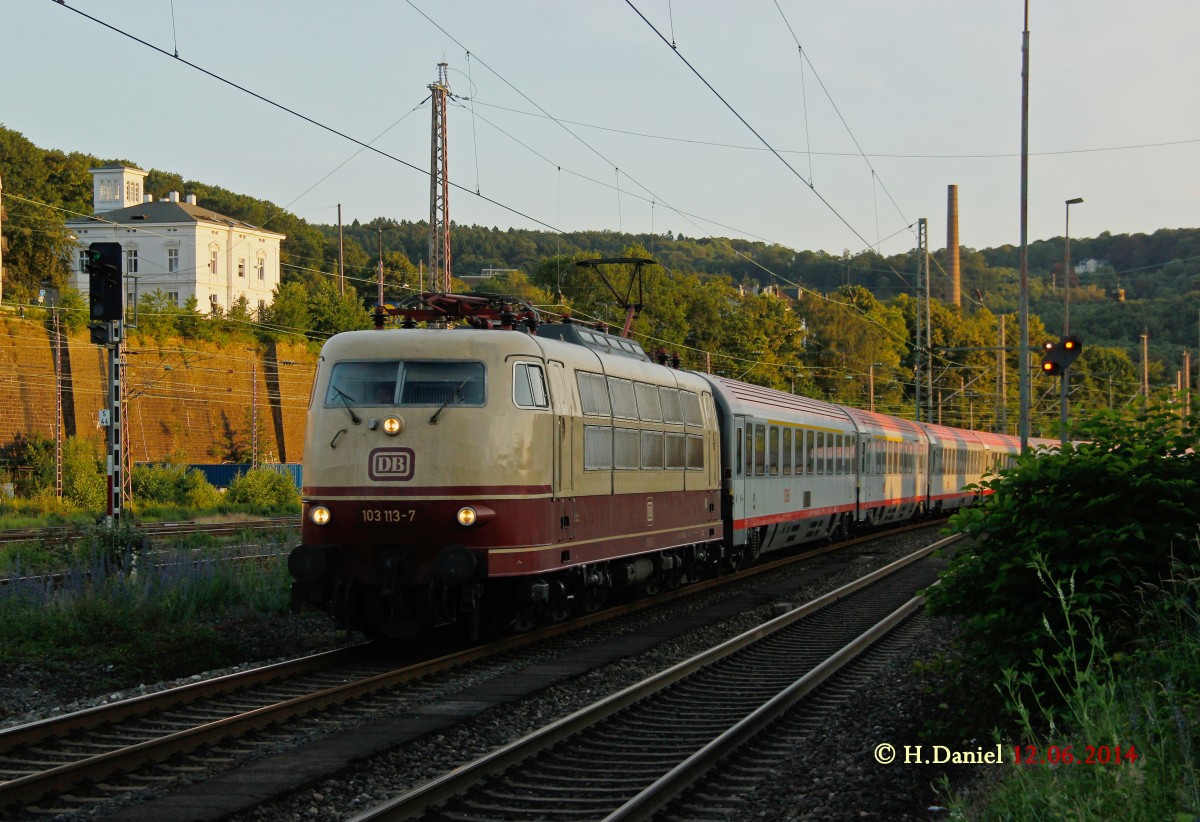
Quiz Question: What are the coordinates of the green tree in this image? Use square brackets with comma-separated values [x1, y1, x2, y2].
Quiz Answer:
[925, 401, 1200, 697]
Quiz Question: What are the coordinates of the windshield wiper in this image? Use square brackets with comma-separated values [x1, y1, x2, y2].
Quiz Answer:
[331, 387, 362, 425]
[429, 377, 472, 425]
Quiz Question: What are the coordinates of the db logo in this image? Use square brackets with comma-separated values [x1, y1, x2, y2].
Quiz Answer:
[368, 447, 415, 481]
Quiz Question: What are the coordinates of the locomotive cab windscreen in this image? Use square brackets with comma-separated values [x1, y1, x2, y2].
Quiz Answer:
[324, 360, 486, 408]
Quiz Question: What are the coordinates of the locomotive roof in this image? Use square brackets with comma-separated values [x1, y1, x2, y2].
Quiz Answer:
[535, 323, 650, 362]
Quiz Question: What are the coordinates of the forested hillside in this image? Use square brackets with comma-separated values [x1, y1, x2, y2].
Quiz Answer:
[3, 124, 1198, 434]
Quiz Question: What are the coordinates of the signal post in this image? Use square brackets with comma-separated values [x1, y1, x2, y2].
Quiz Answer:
[85, 242, 126, 528]
[1041, 336, 1083, 445]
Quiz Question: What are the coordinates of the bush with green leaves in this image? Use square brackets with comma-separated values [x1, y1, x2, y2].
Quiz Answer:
[925, 401, 1200, 693]
[225, 467, 299, 513]
[131, 463, 221, 510]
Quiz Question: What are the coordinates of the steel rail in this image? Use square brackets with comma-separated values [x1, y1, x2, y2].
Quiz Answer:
[0, 521, 951, 812]
[348, 533, 961, 821]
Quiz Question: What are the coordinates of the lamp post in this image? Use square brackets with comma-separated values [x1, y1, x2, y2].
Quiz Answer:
[1061, 197, 1084, 444]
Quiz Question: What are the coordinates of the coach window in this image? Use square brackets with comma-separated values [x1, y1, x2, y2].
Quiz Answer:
[754, 424, 766, 477]
[577, 372, 612, 416]
[736, 425, 744, 476]
[744, 427, 753, 476]
[768, 426, 779, 475]
[513, 363, 549, 409]
[782, 428, 793, 476]
[836, 434, 845, 474]
[608, 377, 638, 419]
[635, 382, 663, 422]
[805, 430, 815, 475]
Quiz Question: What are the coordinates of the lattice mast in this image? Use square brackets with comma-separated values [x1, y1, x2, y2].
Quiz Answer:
[428, 62, 452, 294]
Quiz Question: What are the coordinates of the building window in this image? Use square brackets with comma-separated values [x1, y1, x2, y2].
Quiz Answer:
[257, 257, 266, 280]
[167, 248, 179, 273]
[167, 291, 180, 307]
[238, 259, 246, 278]
[78, 251, 88, 274]
[125, 249, 138, 274]
[127, 291, 135, 307]
[210, 249, 219, 275]
[209, 294, 219, 311]
[257, 299, 266, 318]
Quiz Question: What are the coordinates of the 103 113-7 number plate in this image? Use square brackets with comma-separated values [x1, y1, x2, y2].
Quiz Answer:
[361, 508, 416, 523]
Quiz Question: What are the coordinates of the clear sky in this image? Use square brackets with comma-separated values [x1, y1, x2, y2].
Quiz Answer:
[3, 1, 1198, 263]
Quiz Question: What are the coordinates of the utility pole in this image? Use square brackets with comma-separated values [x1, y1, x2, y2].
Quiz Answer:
[53, 303, 63, 498]
[1141, 331, 1150, 398]
[1185, 350, 1192, 419]
[251, 357, 258, 469]
[377, 228, 385, 309]
[916, 218, 927, 421]
[997, 317, 1007, 433]
[429, 62, 453, 294]
[337, 204, 345, 296]
[1018, 0, 1032, 451]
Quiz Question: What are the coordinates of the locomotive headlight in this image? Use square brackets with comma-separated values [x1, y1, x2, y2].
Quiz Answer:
[383, 416, 403, 436]
[455, 505, 494, 527]
[310, 505, 332, 526]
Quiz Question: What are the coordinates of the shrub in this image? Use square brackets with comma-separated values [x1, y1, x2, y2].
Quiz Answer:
[225, 467, 299, 512]
[925, 401, 1200, 696]
[132, 463, 221, 510]
[61, 437, 106, 511]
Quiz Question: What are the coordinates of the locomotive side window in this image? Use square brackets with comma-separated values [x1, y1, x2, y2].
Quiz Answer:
[608, 378, 638, 419]
[399, 361, 485, 406]
[634, 382, 663, 422]
[584, 425, 613, 470]
[513, 363, 549, 409]
[686, 434, 704, 470]
[641, 431, 665, 469]
[614, 428, 640, 469]
[325, 360, 399, 407]
[578, 372, 612, 416]
[680, 391, 703, 427]
[665, 433, 686, 469]
[659, 388, 684, 423]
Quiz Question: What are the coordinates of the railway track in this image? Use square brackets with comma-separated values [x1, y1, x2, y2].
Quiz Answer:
[0, 522, 953, 819]
[0, 516, 297, 547]
[349, 538, 953, 821]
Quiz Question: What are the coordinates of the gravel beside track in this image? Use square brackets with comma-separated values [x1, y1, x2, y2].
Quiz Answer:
[0, 527, 991, 820]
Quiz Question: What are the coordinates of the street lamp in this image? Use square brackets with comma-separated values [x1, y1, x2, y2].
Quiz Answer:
[1061, 197, 1084, 444]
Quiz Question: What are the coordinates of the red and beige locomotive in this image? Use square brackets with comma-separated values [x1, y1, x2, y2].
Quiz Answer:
[288, 294, 1026, 640]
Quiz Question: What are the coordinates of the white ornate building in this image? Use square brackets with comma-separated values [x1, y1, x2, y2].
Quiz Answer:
[67, 164, 285, 316]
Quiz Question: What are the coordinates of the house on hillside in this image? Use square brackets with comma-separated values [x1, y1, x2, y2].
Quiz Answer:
[67, 164, 286, 316]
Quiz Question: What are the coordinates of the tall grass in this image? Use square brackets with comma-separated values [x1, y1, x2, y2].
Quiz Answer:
[0, 538, 297, 684]
[951, 558, 1200, 819]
